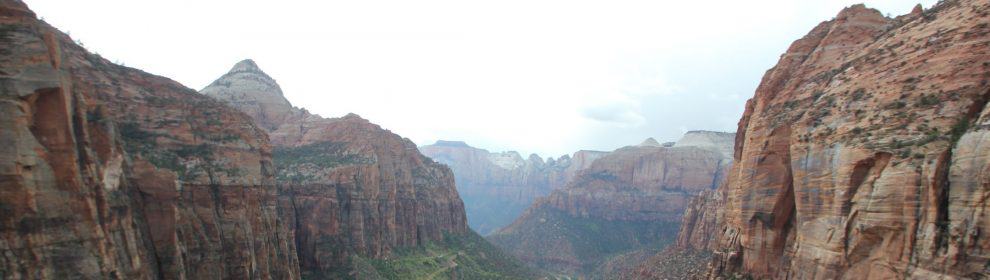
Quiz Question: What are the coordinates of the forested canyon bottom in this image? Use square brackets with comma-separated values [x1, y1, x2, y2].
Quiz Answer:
[2, 0, 990, 279]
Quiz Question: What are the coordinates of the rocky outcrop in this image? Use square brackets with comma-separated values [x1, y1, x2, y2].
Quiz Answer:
[0, 1, 299, 278]
[489, 133, 733, 276]
[674, 189, 725, 251]
[673, 1, 990, 279]
[536, 145, 728, 222]
[199, 60, 294, 131]
[673, 131, 736, 159]
[202, 61, 470, 277]
[419, 141, 606, 234]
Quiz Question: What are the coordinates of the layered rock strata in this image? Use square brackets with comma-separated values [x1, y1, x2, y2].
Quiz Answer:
[672, 1, 990, 279]
[0, 1, 299, 278]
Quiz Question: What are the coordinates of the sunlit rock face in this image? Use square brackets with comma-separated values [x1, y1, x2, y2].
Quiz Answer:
[419, 141, 607, 235]
[202, 60, 468, 276]
[489, 133, 733, 276]
[0, 1, 299, 278]
[672, 1, 990, 279]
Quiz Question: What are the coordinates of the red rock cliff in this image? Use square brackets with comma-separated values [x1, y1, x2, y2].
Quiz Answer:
[0, 1, 299, 279]
[202, 60, 468, 276]
[676, 1, 990, 278]
[534, 143, 729, 223]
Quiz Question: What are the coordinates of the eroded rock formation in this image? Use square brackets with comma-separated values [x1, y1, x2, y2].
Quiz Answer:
[202, 60, 471, 277]
[0, 1, 299, 278]
[419, 141, 607, 234]
[672, 1, 990, 279]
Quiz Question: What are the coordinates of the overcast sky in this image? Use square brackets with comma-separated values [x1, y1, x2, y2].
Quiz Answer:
[27, 0, 934, 157]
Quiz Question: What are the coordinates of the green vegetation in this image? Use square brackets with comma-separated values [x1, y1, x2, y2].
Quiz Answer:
[488, 206, 681, 278]
[461, 194, 530, 236]
[851, 88, 867, 101]
[274, 141, 367, 169]
[951, 118, 970, 143]
[917, 94, 940, 107]
[884, 101, 907, 110]
[303, 231, 539, 280]
[587, 171, 618, 181]
[273, 141, 372, 182]
[118, 121, 241, 181]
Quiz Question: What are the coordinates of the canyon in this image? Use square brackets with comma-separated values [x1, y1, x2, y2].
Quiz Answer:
[3, 0, 990, 279]
[488, 132, 734, 277]
[419, 140, 607, 235]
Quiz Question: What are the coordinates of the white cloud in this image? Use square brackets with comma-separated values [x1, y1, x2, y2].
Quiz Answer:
[581, 100, 646, 127]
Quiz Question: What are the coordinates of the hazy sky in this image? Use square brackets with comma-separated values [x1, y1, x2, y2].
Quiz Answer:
[27, 0, 934, 157]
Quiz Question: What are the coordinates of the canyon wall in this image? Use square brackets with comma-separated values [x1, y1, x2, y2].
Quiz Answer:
[489, 133, 733, 276]
[0, 1, 299, 278]
[671, 1, 990, 279]
[419, 140, 607, 234]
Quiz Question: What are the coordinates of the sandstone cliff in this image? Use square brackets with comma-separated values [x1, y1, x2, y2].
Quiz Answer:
[671, 1, 990, 279]
[419, 141, 607, 235]
[0, 1, 299, 278]
[489, 133, 733, 276]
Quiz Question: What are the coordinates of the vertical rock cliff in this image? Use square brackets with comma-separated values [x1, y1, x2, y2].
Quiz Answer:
[671, 1, 990, 279]
[202, 60, 534, 279]
[489, 133, 733, 277]
[419, 140, 607, 235]
[0, 1, 299, 279]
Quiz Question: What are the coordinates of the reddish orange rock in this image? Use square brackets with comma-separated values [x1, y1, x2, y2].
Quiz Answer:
[0, 0, 299, 279]
[672, 1, 990, 279]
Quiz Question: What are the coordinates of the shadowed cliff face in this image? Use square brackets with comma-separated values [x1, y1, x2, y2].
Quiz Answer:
[673, 1, 990, 279]
[0, 1, 299, 278]
[202, 60, 471, 277]
[419, 140, 607, 235]
[489, 134, 732, 276]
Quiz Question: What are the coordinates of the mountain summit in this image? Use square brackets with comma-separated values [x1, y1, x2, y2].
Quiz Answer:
[201, 59, 293, 130]
[638, 137, 662, 147]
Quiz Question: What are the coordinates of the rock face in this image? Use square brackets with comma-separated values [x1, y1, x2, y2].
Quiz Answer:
[489, 133, 733, 276]
[419, 141, 607, 235]
[202, 61, 472, 277]
[0, 1, 299, 279]
[673, 1, 990, 279]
